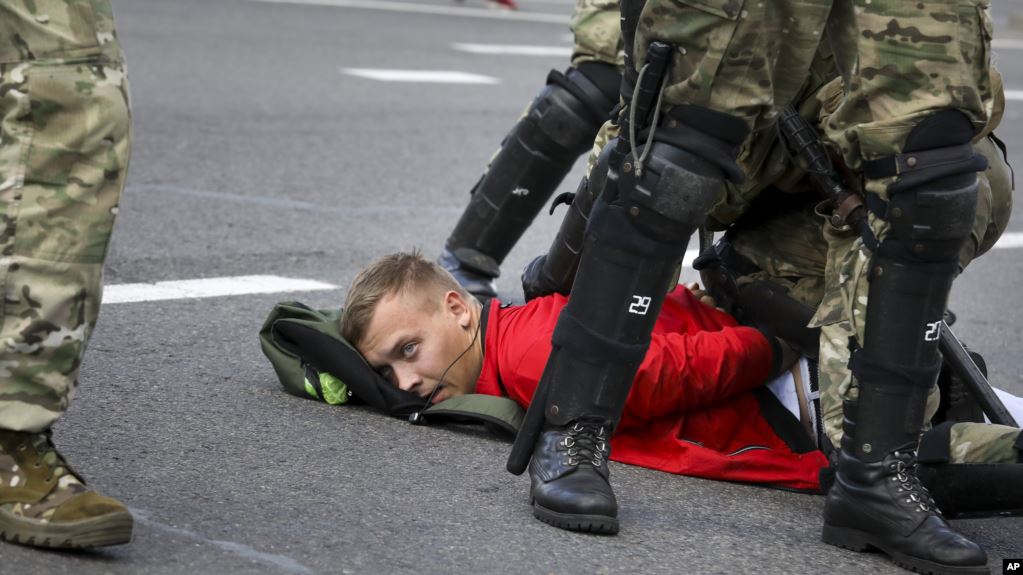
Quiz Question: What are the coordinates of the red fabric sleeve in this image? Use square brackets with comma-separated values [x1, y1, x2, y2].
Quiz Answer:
[621, 323, 776, 423]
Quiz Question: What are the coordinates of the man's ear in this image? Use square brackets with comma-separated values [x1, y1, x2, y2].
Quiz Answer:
[444, 290, 472, 329]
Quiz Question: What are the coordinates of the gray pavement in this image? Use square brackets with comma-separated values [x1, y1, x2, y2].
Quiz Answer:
[2, 0, 1023, 573]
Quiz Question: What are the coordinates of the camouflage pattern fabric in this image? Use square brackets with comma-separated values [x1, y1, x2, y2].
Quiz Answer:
[0, 0, 131, 432]
[584, 119, 620, 177]
[570, 0, 624, 68]
[728, 130, 1015, 464]
[0, 431, 90, 521]
[627, 0, 1011, 462]
[632, 0, 993, 169]
[947, 422, 1020, 464]
[0, 428, 133, 547]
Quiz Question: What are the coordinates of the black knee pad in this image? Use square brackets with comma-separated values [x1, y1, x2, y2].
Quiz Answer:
[616, 106, 749, 245]
[617, 142, 722, 244]
[446, 64, 621, 265]
[531, 141, 616, 297]
[541, 63, 621, 151]
[883, 173, 979, 264]
[866, 110, 987, 264]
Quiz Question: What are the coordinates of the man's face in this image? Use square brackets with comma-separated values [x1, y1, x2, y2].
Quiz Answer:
[357, 288, 480, 404]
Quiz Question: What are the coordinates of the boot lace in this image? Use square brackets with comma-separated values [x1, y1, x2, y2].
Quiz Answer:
[889, 450, 939, 515]
[559, 421, 610, 468]
[22, 431, 82, 485]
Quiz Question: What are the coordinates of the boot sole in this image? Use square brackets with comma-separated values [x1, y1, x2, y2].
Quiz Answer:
[822, 524, 989, 575]
[531, 501, 618, 535]
[0, 507, 133, 549]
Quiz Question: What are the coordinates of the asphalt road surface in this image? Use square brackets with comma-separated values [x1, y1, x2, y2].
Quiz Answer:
[3, 1, 1023, 573]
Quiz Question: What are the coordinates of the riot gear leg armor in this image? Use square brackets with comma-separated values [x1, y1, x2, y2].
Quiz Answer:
[441, 62, 620, 300]
[517, 103, 750, 533]
[521, 138, 611, 300]
[822, 110, 989, 573]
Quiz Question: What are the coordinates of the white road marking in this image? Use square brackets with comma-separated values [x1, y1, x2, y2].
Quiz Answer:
[681, 231, 1023, 270]
[993, 38, 1023, 50]
[104, 276, 338, 304]
[131, 509, 314, 575]
[249, 0, 567, 24]
[452, 43, 571, 57]
[102, 226, 1023, 301]
[342, 68, 499, 84]
[991, 231, 1023, 250]
[1004, 90, 1023, 101]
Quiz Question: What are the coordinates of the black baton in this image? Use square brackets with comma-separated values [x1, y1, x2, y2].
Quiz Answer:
[939, 322, 1018, 427]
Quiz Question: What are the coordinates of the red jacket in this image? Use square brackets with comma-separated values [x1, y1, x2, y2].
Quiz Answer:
[475, 286, 828, 492]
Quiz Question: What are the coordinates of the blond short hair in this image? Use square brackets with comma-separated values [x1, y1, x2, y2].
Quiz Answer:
[340, 250, 471, 347]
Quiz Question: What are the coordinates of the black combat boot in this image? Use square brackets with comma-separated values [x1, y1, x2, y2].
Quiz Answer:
[529, 420, 616, 533]
[823, 401, 988, 574]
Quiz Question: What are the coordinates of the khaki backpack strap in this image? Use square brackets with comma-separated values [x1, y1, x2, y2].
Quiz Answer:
[422, 394, 524, 440]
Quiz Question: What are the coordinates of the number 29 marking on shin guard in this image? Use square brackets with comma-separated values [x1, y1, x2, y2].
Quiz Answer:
[924, 321, 941, 342]
[629, 295, 652, 315]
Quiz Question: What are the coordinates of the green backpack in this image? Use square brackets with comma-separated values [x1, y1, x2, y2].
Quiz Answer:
[258, 301, 524, 440]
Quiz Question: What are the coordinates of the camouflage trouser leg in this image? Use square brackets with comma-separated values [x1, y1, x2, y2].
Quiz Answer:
[634, 0, 832, 132]
[822, 0, 993, 167]
[728, 132, 1015, 463]
[584, 120, 620, 178]
[570, 0, 624, 69]
[947, 422, 1020, 464]
[0, 57, 131, 432]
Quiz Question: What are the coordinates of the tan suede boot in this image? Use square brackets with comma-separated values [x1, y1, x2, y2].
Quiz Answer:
[0, 429, 133, 548]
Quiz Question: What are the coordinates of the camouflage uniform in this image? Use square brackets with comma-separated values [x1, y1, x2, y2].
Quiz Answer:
[728, 68, 1018, 465]
[0, 0, 134, 550]
[634, 0, 992, 165]
[0, 1, 132, 433]
[569, 0, 625, 69]
[612, 2, 1003, 564]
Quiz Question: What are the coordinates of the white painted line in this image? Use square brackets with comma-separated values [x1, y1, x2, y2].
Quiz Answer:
[1004, 90, 1023, 101]
[992, 231, 1023, 250]
[452, 43, 571, 57]
[993, 38, 1023, 50]
[681, 232, 1023, 271]
[249, 0, 568, 24]
[342, 68, 500, 84]
[683, 249, 699, 270]
[516, 0, 578, 5]
[104, 276, 338, 304]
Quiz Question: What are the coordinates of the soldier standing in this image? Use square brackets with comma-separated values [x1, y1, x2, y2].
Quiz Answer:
[0, 0, 134, 548]
[511, 1, 997, 573]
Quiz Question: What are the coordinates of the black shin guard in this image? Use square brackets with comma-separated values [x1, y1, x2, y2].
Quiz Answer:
[918, 423, 1023, 518]
[824, 111, 989, 573]
[919, 462, 1023, 518]
[537, 106, 748, 426]
[852, 111, 984, 461]
[543, 199, 686, 425]
[444, 63, 620, 275]
[515, 103, 749, 535]
[509, 105, 748, 469]
[522, 139, 613, 300]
